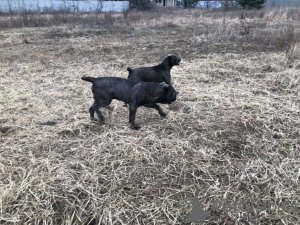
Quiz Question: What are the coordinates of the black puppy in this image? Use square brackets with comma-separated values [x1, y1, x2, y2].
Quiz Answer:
[81, 76, 177, 130]
[127, 54, 183, 85]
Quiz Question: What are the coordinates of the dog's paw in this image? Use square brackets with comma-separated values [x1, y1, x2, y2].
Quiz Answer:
[131, 125, 141, 130]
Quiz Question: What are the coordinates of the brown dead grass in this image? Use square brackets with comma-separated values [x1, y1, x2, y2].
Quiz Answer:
[0, 7, 299, 225]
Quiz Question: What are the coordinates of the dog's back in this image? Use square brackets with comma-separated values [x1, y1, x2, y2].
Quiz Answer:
[127, 66, 165, 83]
[83, 77, 139, 103]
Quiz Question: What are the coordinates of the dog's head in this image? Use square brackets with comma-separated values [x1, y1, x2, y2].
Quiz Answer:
[159, 84, 177, 104]
[166, 54, 183, 67]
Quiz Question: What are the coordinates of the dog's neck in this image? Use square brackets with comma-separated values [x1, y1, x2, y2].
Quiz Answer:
[160, 58, 173, 69]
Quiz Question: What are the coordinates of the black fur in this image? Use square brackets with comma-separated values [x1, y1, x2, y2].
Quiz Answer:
[127, 54, 182, 85]
[81, 76, 177, 130]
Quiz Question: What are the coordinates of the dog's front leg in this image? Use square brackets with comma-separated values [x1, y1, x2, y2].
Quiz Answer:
[129, 104, 140, 130]
[144, 103, 166, 117]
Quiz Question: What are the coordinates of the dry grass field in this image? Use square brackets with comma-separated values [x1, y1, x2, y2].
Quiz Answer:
[0, 7, 299, 224]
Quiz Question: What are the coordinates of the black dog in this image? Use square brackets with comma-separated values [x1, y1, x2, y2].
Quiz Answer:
[81, 76, 177, 130]
[127, 54, 183, 85]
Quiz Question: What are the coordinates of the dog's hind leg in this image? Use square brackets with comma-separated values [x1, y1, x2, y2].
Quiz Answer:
[89, 96, 113, 121]
[89, 101, 104, 121]
[144, 103, 166, 117]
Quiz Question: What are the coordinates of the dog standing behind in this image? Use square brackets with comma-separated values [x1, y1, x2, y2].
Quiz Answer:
[124, 54, 182, 107]
[127, 54, 183, 85]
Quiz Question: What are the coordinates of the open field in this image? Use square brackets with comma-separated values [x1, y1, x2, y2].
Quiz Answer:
[0, 7, 300, 224]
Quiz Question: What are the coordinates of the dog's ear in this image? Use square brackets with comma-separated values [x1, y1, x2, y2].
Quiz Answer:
[166, 54, 174, 61]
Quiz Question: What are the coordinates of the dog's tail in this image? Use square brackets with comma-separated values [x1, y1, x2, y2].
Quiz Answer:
[127, 67, 132, 72]
[81, 76, 96, 83]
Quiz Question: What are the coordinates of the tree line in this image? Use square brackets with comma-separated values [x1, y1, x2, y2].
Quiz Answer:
[131, 0, 267, 11]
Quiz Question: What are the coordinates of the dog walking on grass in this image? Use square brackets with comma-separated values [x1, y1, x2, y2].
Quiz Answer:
[81, 76, 177, 130]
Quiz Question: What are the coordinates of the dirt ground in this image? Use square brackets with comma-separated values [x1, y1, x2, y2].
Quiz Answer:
[0, 8, 299, 224]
